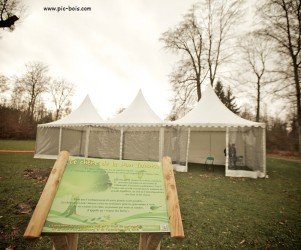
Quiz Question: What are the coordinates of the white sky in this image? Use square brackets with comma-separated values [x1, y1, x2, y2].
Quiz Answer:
[1, 0, 285, 120]
[0, 0, 198, 120]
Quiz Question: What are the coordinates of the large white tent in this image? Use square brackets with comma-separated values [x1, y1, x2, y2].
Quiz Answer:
[169, 84, 266, 178]
[35, 96, 104, 159]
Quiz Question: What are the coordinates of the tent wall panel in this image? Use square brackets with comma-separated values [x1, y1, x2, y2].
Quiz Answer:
[163, 128, 177, 162]
[61, 127, 86, 156]
[228, 127, 264, 174]
[177, 128, 189, 164]
[35, 127, 60, 156]
[189, 132, 210, 164]
[123, 129, 159, 161]
[88, 127, 120, 159]
[188, 130, 225, 164]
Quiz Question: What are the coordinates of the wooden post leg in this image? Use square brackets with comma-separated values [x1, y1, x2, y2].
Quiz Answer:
[51, 233, 79, 250]
[139, 233, 163, 250]
[66, 233, 79, 250]
[51, 235, 69, 250]
[139, 233, 149, 250]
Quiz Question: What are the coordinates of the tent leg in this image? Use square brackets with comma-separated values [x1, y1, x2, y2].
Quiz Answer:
[185, 128, 191, 171]
[84, 126, 91, 158]
[58, 127, 62, 154]
[119, 128, 124, 160]
[159, 127, 164, 161]
[225, 127, 229, 173]
[262, 126, 266, 176]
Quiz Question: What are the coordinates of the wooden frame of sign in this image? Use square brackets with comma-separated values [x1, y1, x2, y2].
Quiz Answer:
[24, 151, 184, 250]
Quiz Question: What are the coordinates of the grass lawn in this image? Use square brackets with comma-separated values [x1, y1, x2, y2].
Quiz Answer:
[0, 140, 35, 151]
[0, 144, 300, 249]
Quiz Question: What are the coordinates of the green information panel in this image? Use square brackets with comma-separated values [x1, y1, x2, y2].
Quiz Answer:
[42, 157, 170, 233]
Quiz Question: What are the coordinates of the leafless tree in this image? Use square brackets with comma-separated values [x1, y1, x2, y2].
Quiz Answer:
[10, 80, 26, 110]
[239, 32, 273, 122]
[50, 79, 74, 120]
[202, 0, 244, 86]
[0, 0, 22, 30]
[161, 6, 206, 118]
[14, 62, 49, 121]
[0, 74, 8, 93]
[258, 0, 301, 151]
[161, 0, 244, 119]
[0, 74, 9, 104]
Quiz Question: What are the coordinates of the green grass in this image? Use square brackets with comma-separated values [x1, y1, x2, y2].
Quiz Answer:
[0, 140, 35, 150]
[0, 143, 300, 249]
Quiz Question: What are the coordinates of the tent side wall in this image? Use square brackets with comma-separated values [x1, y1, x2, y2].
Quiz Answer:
[226, 126, 266, 178]
[34, 127, 60, 159]
[88, 127, 120, 159]
[123, 127, 160, 161]
[60, 127, 87, 156]
[163, 127, 188, 165]
[188, 128, 226, 164]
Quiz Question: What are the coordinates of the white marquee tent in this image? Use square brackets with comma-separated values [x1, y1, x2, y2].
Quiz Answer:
[35, 95, 104, 159]
[102, 90, 164, 161]
[34, 87, 266, 178]
[169, 84, 266, 178]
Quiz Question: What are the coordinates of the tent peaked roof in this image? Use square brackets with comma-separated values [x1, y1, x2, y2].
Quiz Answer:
[39, 95, 104, 127]
[173, 84, 264, 127]
[108, 89, 162, 125]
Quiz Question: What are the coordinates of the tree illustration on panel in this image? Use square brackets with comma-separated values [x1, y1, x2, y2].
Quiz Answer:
[56, 165, 112, 217]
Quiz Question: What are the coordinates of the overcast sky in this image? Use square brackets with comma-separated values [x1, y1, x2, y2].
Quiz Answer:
[0, 0, 201, 120]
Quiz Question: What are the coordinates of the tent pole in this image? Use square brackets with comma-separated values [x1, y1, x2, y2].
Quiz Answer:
[262, 126, 266, 176]
[84, 126, 91, 158]
[58, 127, 62, 154]
[225, 127, 229, 173]
[210, 132, 212, 156]
[119, 127, 124, 160]
[185, 127, 191, 171]
[159, 127, 165, 161]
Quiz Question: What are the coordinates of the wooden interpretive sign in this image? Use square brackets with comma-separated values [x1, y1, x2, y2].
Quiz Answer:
[24, 151, 184, 249]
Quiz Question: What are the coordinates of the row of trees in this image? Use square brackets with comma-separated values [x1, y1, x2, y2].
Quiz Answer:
[0, 62, 74, 139]
[161, 0, 301, 151]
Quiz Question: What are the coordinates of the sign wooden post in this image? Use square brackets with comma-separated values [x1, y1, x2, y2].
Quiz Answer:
[24, 153, 184, 250]
[24, 151, 70, 238]
[162, 156, 184, 238]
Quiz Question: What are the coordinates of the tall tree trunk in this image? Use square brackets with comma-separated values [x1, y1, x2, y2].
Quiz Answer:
[256, 81, 261, 122]
[292, 57, 301, 151]
[196, 74, 201, 101]
[55, 109, 60, 120]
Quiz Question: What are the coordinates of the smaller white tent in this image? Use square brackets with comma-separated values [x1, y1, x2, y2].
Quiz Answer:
[169, 84, 266, 178]
[35, 96, 104, 159]
[101, 90, 164, 161]
[108, 90, 162, 125]
[42, 95, 104, 126]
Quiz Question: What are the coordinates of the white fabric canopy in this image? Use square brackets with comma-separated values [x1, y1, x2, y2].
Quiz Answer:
[172, 84, 265, 127]
[104, 90, 164, 161]
[107, 90, 162, 125]
[39, 95, 104, 127]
